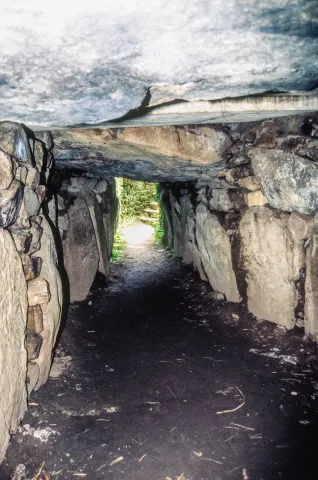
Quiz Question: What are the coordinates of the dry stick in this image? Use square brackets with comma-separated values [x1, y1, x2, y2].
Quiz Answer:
[231, 423, 254, 431]
[216, 387, 245, 415]
[33, 462, 45, 480]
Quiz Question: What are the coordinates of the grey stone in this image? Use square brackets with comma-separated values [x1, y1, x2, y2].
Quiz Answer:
[0, 149, 13, 190]
[0, 229, 28, 463]
[53, 126, 232, 182]
[20, 255, 42, 281]
[0, 122, 32, 163]
[0, 180, 23, 227]
[62, 196, 99, 301]
[58, 211, 69, 231]
[34, 217, 63, 389]
[249, 147, 318, 214]
[27, 277, 51, 306]
[27, 362, 40, 395]
[93, 178, 108, 194]
[15, 166, 28, 184]
[304, 213, 318, 341]
[25, 167, 40, 189]
[86, 194, 109, 278]
[288, 212, 313, 241]
[27, 305, 44, 334]
[23, 187, 41, 218]
[239, 206, 304, 329]
[26, 332, 42, 361]
[209, 189, 245, 212]
[182, 204, 207, 282]
[99, 179, 119, 257]
[0, 3, 317, 127]
[35, 131, 54, 151]
[28, 219, 43, 255]
[196, 203, 240, 302]
[34, 140, 45, 170]
[205, 291, 225, 301]
[9, 229, 32, 254]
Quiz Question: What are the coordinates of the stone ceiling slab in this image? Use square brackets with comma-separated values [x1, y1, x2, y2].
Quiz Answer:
[0, 1, 317, 127]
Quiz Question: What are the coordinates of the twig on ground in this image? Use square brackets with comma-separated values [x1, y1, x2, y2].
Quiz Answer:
[138, 454, 147, 462]
[203, 457, 223, 465]
[167, 385, 177, 399]
[109, 457, 124, 466]
[231, 423, 254, 431]
[216, 387, 245, 415]
[33, 462, 45, 480]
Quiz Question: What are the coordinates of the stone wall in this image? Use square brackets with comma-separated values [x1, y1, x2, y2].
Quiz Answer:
[0, 124, 119, 463]
[56, 175, 119, 302]
[161, 117, 318, 340]
[0, 122, 63, 462]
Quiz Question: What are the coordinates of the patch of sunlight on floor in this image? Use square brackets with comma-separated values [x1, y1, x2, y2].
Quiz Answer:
[123, 223, 154, 246]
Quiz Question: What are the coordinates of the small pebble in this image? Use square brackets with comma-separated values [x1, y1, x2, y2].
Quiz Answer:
[291, 391, 298, 396]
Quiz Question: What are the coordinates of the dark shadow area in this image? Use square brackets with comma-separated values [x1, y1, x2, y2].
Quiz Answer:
[1, 238, 318, 479]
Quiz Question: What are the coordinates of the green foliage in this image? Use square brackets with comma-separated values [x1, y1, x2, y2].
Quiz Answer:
[120, 179, 156, 224]
[110, 228, 126, 263]
[111, 178, 169, 260]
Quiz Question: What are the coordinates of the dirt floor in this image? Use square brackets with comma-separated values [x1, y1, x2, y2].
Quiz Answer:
[1, 224, 318, 480]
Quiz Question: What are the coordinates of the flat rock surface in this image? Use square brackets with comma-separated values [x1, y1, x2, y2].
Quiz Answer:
[0, 1, 317, 127]
[2, 225, 318, 479]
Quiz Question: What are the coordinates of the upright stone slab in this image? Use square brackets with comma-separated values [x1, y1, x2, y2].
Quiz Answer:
[304, 213, 318, 341]
[0, 229, 28, 463]
[239, 206, 303, 329]
[63, 196, 99, 301]
[196, 203, 240, 302]
[86, 194, 109, 278]
[34, 217, 63, 388]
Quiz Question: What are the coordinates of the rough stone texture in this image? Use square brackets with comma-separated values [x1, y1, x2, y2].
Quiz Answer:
[239, 206, 304, 329]
[183, 207, 207, 282]
[0, 122, 32, 163]
[26, 363, 40, 396]
[62, 196, 99, 301]
[27, 305, 44, 334]
[0, 229, 28, 463]
[35, 131, 54, 152]
[86, 194, 109, 278]
[23, 187, 41, 218]
[237, 176, 261, 191]
[26, 332, 42, 361]
[196, 204, 240, 302]
[0, 180, 23, 227]
[288, 212, 313, 241]
[249, 148, 318, 214]
[27, 277, 51, 306]
[0, 150, 14, 190]
[209, 189, 245, 212]
[53, 126, 232, 182]
[0, 2, 317, 127]
[170, 193, 184, 258]
[304, 213, 318, 341]
[99, 179, 119, 257]
[34, 217, 63, 389]
[244, 190, 268, 207]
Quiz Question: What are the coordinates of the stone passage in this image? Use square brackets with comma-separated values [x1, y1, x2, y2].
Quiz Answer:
[1, 113, 318, 464]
